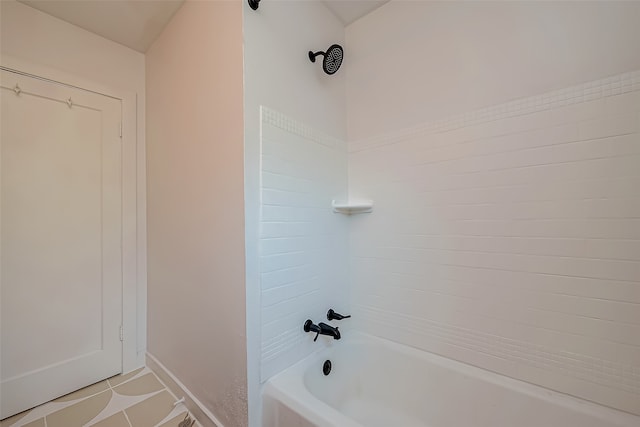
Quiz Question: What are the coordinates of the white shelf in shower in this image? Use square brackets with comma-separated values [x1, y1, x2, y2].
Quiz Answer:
[332, 200, 373, 215]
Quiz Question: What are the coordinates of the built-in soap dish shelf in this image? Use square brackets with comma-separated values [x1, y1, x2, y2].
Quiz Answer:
[332, 200, 373, 215]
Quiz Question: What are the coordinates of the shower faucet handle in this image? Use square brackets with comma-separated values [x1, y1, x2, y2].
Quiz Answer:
[327, 309, 351, 321]
[304, 319, 321, 342]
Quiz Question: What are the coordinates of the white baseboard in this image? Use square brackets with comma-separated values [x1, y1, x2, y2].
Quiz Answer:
[146, 352, 224, 427]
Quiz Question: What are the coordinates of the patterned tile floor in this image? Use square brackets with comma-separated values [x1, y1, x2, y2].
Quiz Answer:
[0, 368, 198, 427]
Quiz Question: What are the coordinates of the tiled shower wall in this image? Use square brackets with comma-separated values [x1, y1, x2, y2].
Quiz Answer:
[259, 107, 349, 382]
[348, 71, 640, 414]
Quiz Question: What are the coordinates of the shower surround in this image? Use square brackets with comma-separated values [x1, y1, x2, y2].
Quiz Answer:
[246, 1, 640, 424]
[344, 2, 640, 416]
[347, 71, 640, 414]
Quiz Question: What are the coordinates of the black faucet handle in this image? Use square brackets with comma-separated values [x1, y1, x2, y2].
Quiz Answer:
[304, 319, 320, 341]
[304, 319, 313, 331]
[327, 309, 351, 321]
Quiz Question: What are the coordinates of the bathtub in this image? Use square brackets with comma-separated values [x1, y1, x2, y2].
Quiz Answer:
[263, 332, 639, 427]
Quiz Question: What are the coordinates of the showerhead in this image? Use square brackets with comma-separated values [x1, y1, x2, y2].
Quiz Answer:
[308, 44, 343, 75]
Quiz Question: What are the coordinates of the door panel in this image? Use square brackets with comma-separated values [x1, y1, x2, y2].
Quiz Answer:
[0, 69, 122, 418]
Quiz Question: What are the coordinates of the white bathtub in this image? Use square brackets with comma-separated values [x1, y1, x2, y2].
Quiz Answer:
[263, 332, 639, 427]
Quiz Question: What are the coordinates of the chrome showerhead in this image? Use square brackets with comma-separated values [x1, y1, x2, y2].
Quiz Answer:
[308, 44, 343, 75]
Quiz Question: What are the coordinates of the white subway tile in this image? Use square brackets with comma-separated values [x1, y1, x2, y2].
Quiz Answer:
[549, 98, 606, 126]
[605, 91, 640, 115]
[259, 108, 349, 383]
[349, 71, 640, 408]
[578, 113, 638, 140]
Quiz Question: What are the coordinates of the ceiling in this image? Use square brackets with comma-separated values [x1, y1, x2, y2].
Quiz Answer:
[18, 0, 185, 53]
[17, 0, 389, 53]
[323, 0, 389, 25]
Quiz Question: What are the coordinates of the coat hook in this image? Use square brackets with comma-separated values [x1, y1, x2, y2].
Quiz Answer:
[13, 84, 21, 95]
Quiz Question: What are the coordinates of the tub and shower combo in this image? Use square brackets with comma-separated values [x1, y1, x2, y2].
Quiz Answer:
[263, 322, 639, 427]
[249, 5, 639, 425]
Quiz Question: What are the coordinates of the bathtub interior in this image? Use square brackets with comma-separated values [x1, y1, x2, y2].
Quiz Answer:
[283, 335, 640, 427]
[262, 393, 317, 427]
[302, 342, 427, 426]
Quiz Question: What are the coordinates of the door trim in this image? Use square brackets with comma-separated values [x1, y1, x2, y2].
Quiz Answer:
[0, 56, 146, 373]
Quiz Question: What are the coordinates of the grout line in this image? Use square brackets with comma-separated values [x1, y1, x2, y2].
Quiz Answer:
[359, 313, 640, 394]
[359, 244, 640, 264]
[108, 368, 147, 391]
[9, 374, 147, 427]
[393, 233, 640, 242]
[412, 174, 640, 195]
[147, 370, 190, 425]
[353, 254, 640, 283]
[122, 410, 133, 427]
[148, 371, 175, 400]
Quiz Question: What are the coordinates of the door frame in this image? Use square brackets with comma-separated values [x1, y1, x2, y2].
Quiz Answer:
[0, 55, 146, 373]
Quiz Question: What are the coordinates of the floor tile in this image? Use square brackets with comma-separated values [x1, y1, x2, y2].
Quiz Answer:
[124, 391, 174, 427]
[55, 381, 110, 402]
[88, 411, 130, 427]
[108, 368, 145, 387]
[157, 412, 188, 427]
[1, 367, 197, 427]
[0, 409, 31, 427]
[46, 390, 112, 427]
[113, 373, 164, 397]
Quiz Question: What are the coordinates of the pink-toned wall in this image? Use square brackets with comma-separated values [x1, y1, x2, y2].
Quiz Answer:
[145, 1, 247, 426]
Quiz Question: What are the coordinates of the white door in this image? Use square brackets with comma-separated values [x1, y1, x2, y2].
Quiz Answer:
[0, 69, 123, 419]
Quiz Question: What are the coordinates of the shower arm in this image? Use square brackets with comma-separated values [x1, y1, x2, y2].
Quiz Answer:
[308, 51, 325, 63]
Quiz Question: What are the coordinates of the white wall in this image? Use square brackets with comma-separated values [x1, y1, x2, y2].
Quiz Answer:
[146, 1, 246, 426]
[0, 0, 146, 372]
[346, 1, 640, 415]
[243, 1, 346, 425]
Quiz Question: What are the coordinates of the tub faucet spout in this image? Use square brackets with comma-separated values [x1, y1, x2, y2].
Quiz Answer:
[304, 319, 341, 341]
[319, 322, 341, 340]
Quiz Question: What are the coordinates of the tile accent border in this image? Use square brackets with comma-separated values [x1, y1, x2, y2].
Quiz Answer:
[350, 69, 640, 152]
[146, 353, 222, 427]
[358, 305, 640, 396]
[261, 107, 344, 150]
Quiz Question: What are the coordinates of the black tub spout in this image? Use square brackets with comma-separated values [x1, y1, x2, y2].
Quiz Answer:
[304, 319, 341, 341]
